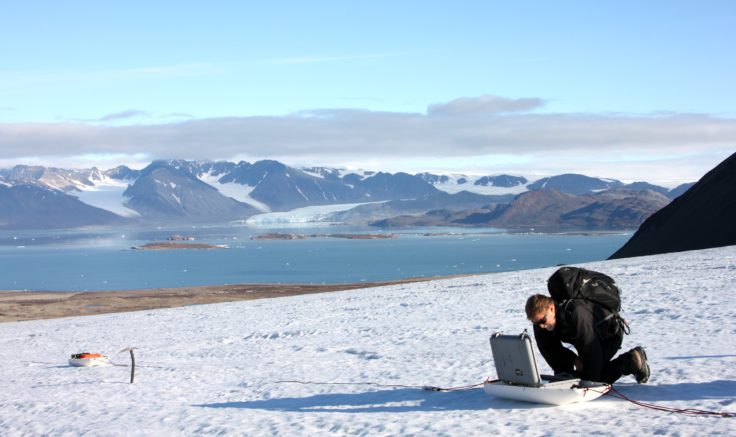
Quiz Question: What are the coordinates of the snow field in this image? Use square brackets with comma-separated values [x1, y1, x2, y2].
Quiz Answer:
[0, 246, 735, 436]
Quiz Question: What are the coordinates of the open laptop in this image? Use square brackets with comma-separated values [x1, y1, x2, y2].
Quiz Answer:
[485, 330, 609, 404]
[489, 330, 575, 387]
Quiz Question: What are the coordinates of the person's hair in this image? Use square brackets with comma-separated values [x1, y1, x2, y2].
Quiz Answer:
[525, 294, 554, 319]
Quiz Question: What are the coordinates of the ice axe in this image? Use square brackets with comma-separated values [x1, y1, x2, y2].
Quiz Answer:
[118, 347, 138, 383]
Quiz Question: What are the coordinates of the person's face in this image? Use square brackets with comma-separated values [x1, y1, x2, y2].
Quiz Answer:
[532, 303, 556, 331]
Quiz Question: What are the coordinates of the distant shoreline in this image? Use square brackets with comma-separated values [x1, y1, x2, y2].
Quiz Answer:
[250, 232, 396, 240]
[0, 275, 469, 323]
[131, 241, 226, 250]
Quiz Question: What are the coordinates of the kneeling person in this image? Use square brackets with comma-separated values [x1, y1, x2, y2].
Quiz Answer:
[525, 294, 649, 384]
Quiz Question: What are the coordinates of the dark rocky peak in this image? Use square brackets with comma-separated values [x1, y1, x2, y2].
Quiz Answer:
[342, 173, 367, 185]
[105, 165, 140, 180]
[252, 159, 287, 172]
[6, 165, 99, 191]
[474, 174, 528, 188]
[135, 162, 212, 191]
[302, 167, 344, 181]
[8, 165, 45, 182]
[354, 172, 441, 201]
[156, 159, 233, 178]
[216, 161, 254, 184]
[623, 181, 670, 196]
[88, 167, 103, 181]
[527, 174, 624, 195]
[139, 161, 175, 177]
[218, 160, 290, 186]
[416, 172, 451, 184]
[207, 161, 237, 177]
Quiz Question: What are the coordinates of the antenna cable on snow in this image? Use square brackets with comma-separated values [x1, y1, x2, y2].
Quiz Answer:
[586, 386, 735, 418]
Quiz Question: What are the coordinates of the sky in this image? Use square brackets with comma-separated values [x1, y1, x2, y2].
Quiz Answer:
[1, 1, 735, 187]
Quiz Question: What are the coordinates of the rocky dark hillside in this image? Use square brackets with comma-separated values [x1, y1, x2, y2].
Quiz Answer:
[226, 160, 369, 210]
[0, 184, 128, 229]
[609, 152, 736, 259]
[372, 188, 670, 231]
[123, 162, 259, 221]
[336, 191, 513, 224]
[560, 189, 670, 229]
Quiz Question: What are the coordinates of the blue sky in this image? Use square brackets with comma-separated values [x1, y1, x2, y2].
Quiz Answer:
[1, 1, 735, 186]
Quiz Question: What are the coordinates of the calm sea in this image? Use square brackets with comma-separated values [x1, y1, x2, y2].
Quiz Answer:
[0, 226, 630, 292]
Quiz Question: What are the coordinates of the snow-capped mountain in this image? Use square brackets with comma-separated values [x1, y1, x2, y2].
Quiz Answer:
[416, 172, 529, 195]
[526, 173, 624, 194]
[122, 161, 259, 221]
[0, 159, 694, 229]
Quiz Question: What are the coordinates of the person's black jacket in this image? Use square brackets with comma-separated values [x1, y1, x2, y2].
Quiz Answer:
[533, 299, 623, 382]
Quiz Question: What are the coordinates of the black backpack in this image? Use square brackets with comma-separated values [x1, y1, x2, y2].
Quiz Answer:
[547, 266, 629, 334]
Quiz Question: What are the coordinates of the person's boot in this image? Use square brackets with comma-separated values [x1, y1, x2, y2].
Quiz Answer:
[629, 346, 650, 384]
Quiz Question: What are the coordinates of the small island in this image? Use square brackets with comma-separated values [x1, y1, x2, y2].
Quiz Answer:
[132, 242, 226, 250]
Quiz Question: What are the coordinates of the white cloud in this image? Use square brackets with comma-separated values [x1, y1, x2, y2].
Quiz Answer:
[97, 110, 150, 123]
[1, 95, 734, 184]
[427, 94, 545, 115]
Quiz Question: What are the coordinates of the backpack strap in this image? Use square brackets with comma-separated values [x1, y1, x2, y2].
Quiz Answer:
[598, 311, 631, 335]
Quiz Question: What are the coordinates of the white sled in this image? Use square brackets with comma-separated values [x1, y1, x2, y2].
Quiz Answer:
[68, 353, 112, 367]
[484, 378, 609, 405]
[485, 332, 610, 405]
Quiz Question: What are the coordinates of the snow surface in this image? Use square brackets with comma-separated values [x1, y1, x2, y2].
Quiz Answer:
[68, 176, 140, 218]
[428, 174, 530, 196]
[1, 246, 735, 436]
[198, 173, 272, 213]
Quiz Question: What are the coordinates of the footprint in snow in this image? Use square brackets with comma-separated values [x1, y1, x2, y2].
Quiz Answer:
[344, 348, 381, 360]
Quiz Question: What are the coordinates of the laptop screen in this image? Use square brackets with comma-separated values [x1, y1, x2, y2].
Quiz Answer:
[489, 331, 542, 387]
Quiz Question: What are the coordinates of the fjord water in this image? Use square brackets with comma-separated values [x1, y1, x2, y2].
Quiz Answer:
[0, 227, 629, 292]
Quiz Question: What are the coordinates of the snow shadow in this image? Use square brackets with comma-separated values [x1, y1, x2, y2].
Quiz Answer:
[664, 354, 736, 360]
[199, 381, 736, 413]
[615, 380, 736, 402]
[198, 388, 548, 413]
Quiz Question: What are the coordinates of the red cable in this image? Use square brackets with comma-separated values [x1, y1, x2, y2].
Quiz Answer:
[586, 386, 735, 418]
[276, 379, 734, 417]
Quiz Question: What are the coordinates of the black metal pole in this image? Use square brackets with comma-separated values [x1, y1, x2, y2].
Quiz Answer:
[129, 349, 135, 384]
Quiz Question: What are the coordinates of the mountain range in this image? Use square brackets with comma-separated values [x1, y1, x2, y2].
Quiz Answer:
[0, 159, 694, 230]
[370, 187, 672, 230]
